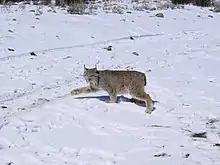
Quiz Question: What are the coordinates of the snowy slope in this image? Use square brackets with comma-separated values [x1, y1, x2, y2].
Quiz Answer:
[0, 3, 220, 165]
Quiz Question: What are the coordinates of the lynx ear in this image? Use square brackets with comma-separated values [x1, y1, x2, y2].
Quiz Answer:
[84, 64, 88, 70]
[94, 64, 99, 72]
[95, 60, 100, 69]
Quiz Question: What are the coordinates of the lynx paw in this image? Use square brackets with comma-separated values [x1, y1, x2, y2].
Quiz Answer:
[71, 89, 80, 95]
[108, 97, 117, 103]
[145, 109, 152, 114]
[145, 106, 155, 114]
[108, 100, 117, 103]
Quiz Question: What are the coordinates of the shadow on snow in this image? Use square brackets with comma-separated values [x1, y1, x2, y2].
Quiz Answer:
[74, 95, 158, 110]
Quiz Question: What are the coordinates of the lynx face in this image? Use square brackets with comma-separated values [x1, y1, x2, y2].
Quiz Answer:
[83, 66, 99, 88]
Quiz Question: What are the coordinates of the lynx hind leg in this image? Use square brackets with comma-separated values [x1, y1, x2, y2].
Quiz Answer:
[145, 93, 154, 114]
[71, 86, 100, 95]
[130, 87, 154, 114]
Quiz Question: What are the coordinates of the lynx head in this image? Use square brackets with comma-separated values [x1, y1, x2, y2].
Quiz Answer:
[83, 64, 99, 87]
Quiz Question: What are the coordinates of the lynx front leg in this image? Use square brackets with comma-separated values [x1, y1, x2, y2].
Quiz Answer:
[71, 86, 100, 95]
[106, 88, 117, 103]
[109, 93, 117, 103]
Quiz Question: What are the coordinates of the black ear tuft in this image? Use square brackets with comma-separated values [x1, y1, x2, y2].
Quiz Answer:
[95, 64, 97, 69]
[84, 64, 88, 70]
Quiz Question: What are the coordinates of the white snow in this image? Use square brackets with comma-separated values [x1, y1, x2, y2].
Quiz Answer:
[0, 3, 220, 165]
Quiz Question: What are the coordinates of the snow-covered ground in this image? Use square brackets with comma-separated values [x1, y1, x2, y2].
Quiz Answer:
[0, 3, 220, 165]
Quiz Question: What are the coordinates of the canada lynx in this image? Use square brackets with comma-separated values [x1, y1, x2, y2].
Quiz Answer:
[71, 65, 154, 114]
